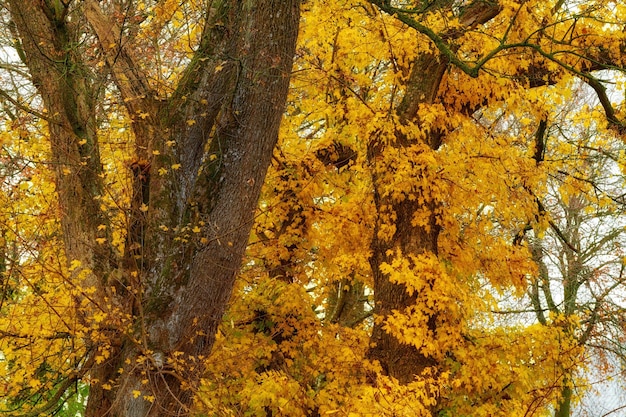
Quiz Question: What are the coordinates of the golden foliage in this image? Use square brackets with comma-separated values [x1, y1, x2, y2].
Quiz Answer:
[0, 0, 624, 415]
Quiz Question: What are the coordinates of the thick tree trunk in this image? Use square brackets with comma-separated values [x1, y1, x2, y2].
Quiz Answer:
[366, 51, 446, 385]
[91, 2, 301, 415]
[365, 0, 503, 392]
[8, 0, 300, 416]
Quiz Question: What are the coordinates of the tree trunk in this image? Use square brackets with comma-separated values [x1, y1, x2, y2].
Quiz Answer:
[7, 0, 301, 416]
[366, 51, 446, 385]
[365, 0, 502, 392]
[555, 383, 572, 417]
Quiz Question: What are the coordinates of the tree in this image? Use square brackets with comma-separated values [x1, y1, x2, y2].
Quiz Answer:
[363, 0, 626, 390]
[1, 0, 626, 416]
[1, 0, 300, 416]
[524, 85, 626, 417]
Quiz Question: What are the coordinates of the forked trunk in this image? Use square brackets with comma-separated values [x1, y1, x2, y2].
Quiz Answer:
[8, 1, 301, 416]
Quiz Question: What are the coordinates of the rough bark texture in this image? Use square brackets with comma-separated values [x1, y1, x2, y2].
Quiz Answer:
[365, 51, 445, 385]
[366, 0, 502, 389]
[7, 0, 113, 297]
[7, 0, 301, 416]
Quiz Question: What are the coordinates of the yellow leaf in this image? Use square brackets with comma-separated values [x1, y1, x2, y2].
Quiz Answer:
[68, 259, 82, 271]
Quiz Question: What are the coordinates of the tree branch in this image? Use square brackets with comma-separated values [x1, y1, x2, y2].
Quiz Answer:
[83, 0, 156, 117]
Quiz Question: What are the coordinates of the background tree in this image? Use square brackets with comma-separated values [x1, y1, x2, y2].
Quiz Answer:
[524, 85, 626, 417]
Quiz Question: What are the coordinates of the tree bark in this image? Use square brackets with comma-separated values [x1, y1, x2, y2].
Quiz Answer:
[366, 0, 502, 390]
[7, 0, 113, 299]
[366, 51, 445, 385]
[7, 0, 301, 416]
